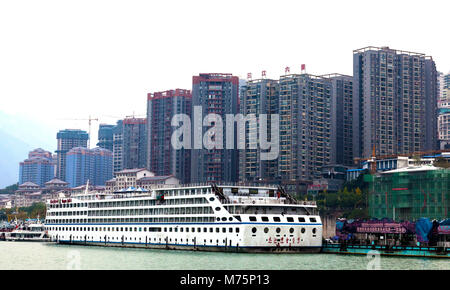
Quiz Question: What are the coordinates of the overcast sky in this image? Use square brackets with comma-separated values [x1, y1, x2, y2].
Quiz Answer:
[1, 0, 449, 150]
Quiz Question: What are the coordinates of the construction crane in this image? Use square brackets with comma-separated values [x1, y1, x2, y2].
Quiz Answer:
[58, 115, 99, 148]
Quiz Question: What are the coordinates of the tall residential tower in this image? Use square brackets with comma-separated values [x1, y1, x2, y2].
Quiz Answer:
[190, 73, 240, 183]
[353, 46, 438, 159]
[56, 129, 89, 181]
[147, 89, 192, 183]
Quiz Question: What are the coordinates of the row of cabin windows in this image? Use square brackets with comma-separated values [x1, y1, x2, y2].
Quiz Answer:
[45, 216, 217, 224]
[252, 227, 317, 235]
[248, 216, 317, 223]
[89, 197, 208, 208]
[47, 206, 214, 217]
[47, 226, 240, 234]
[48, 197, 208, 209]
[62, 236, 229, 245]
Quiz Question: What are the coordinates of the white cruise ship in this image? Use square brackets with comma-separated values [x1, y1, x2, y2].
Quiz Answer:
[45, 184, 322, 253]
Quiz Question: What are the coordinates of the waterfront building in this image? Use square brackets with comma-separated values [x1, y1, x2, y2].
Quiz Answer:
[122, 118, 147, 170]
[19, 148, 55, 186]
[278, 73, 332, 182]
[65, 147, 113, 187]
[190, 73, 240, 183]
[353, 46, 438, 159]
[111, 168, 154, 192]
[322, 74, 354, 167]
[307, 164, 348, 194]
[112, 120, 124, 173]
[97, 124, 115, 152]
[43, 178, 69, 195]
[14, 182, 42, 207]
[147, 89, 192, 183]
[136, 175, 180, 190]
[438, 107, 450, 149]
[56, 129, 89, 181]
[365, 166, 450, 221]
[239, 78, 279, 183]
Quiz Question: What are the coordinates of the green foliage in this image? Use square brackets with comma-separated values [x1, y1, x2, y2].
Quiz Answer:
[0, 202, 46, 221]
[0, 183, 18, 195]
[434, 157, 450, 168]
[19, 202, 46, 218]
[314, 174, 369, 218]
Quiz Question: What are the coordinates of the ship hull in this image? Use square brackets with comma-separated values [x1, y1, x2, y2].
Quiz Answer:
[57, 239, 321, 253]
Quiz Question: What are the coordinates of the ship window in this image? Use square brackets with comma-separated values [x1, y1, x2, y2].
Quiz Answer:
[221, 217, 227, 221]
[216, 228, 220, 233]
[215, 207, 221, 211]
[249, 216, 257, 222]
[298, 217, 306, 222]
[289, 228, 294, 234]
[180, 228, 183, 232]
[209, 228, 213, 232]
[169, 228, 172, 232]
[229, 217, 233, 221]
[192, 228, 195, 232]
[252, 227, 257, 233]
[222, 228, 226, 233]
[287, 217, 294, 222]
[229, 228, 233, 233]
[264, 228, 269, 233]
[276, 228, 281, 233]
[209, 197, 215, 202]
[186, 228, 189, 232]
[203, 228, 207, 233]
[301, 228, 306, 234]
[261, 217, 269, 222]
[310, 218, 317, 223]
[217, 217, 220, 221]
[312, 228, 317, 234]
[273, 217, 281, 222]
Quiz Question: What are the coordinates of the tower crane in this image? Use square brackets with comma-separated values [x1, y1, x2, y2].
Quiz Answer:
[58, 115, 99, 148]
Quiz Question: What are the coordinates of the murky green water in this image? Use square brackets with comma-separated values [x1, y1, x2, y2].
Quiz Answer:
[0, 241, 448, 270]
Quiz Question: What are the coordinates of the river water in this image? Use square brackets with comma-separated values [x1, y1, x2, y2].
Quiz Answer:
[0, 241, 448, 270]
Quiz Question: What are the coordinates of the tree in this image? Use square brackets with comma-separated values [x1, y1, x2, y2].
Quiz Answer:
[0, 183, 19, 195]
[434, 157, 450, 169]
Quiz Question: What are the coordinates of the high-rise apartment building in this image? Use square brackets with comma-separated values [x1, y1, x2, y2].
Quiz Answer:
[56, 129, 89, 181]
[278, 74, 332, 181]
[19, 148, 55, 186]
[353, 46, 438, 159]
[65, 147, 113, 187]
[97, 124, 115, 152]
[322, 74, 354, 166]
[147, 89, 192, 183]
[190, 73, 240, 183]
[239, 78, 279, 182]
[112, 120, 123, 173]
[122, 117, 147, 170]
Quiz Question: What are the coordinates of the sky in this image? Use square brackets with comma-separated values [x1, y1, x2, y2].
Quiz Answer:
[0, 0, 449, 185]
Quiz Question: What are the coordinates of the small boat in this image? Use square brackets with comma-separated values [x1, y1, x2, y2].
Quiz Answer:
[6, 220, 50, 242]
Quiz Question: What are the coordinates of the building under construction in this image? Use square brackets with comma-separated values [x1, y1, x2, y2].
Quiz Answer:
[365, 166, 450, 221]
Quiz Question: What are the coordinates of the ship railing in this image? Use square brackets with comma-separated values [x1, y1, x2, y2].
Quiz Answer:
[225, 198, 316, 206]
